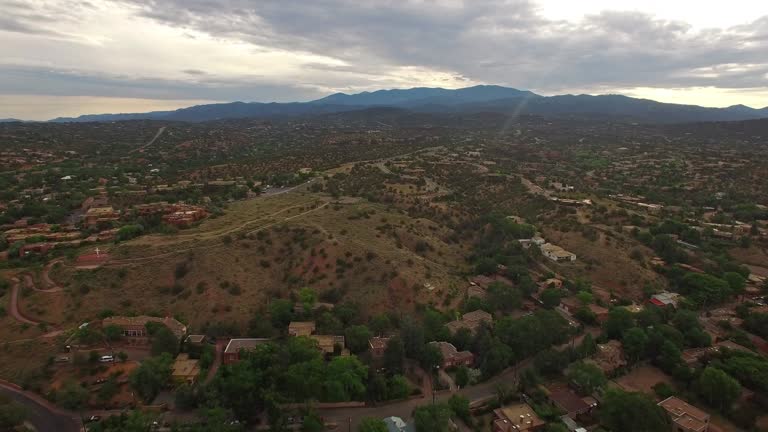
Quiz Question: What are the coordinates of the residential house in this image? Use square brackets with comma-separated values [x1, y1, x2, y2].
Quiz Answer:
[185, 334, 206, 346]
[171, 354, 200, 385]
[223, 338, 270, 365]
[369, 336, 391, 358]
[311, 335, 346, 355]
[445, 310, 493, 334]
[540, 243, 576, 262]
[83, 206, 120, 228]
[288, 321, 316, 337]
[658, 397, 710, 432]
[649, 292, 681, 308]
[546, 385, 595, 417]
[429, 342, 474, 369]
[492, 403, 546, 432]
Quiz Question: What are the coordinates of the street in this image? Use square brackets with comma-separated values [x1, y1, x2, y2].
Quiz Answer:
[0, 382, 80, 432]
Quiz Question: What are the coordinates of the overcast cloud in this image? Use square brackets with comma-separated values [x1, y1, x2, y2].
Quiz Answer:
[0, 0, 767, 119]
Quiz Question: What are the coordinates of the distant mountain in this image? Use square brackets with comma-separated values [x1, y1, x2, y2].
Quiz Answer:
[46, 85, 768, 124]
[50, 102, 359, 123]
[311, 85, 539, 106]
[0, 118, 22, 123]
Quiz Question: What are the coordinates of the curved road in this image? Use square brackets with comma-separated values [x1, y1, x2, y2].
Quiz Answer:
[0, 382, 80, 432]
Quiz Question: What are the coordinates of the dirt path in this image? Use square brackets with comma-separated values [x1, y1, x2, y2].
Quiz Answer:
[8, 278, 39, 325]
[204, 340, 226, 385]
[42, 258, 65, 290]
[130, 126, 166, 154]
[23, 273, 63, 293]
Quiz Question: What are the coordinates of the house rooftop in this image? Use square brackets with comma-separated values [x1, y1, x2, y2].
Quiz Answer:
[224, 338, 270, 354]
[658, 397, 710, 432]
[102, 315, 187, 340]
[493, 403, 546, 431]
[547, 385, 592, 416]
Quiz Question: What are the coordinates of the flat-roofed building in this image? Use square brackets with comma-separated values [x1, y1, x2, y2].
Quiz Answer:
[658, 397, 710, 432]
[288, 321, 316, 337]
[171, 353, 200, 385]
[493, 402, 546, 431]
[223, 338, 270, 364]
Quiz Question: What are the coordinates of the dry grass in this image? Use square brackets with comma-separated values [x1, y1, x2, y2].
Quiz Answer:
[44, 193, 469, 331]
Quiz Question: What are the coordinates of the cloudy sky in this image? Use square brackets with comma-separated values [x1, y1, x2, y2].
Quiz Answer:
[1, 0, 767, 120]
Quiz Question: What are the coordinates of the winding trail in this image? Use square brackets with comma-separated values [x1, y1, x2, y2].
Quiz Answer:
[8, 278, 38, 325]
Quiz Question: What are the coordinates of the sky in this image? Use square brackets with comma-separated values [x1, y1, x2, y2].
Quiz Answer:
[1, 0, 767, 120]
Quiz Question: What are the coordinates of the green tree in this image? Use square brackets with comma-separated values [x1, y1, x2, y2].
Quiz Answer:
[697, 367, 741, 412]
[567, 362, 607, 394]
[600, 388, 670, 432]
[0, 398, 26, 430]
[622, 328, 649, 362]
[455, 365, 470, 388]
[103, 324, 123, 342]
[540, 288, 561, 309]
[299, 287, 317, 313]
[577, 290, 594, 305]
[151, 326, 179, 356]
[369, 314, 391, 336]
[301, 411, 324, 432]
[387, 375, 410, 400]
[383, 337, 405, 373]
[56, 381, 89, 410]
[448, 394, 471, 425]
[269, 299, 294, 328]
[358, 418, 387, 432]
[413, 403, 452, 432]
[419, 343, 443, 371]
[345, 325, 373, 354]
[488, 281, 522, 312]
[604, 308, 635, 339]
[723, 272, 746, 295]
[577, 333, 597, 358]
[97, 378, 119, 402]
[130, 353, 173, 403]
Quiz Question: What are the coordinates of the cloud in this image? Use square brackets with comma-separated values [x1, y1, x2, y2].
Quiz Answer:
[0, 0, 767, 119]
[118, 0, 768, 93]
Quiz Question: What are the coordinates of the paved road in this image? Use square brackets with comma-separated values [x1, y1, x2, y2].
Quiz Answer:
[320, 329, 599, 430]
[0, 383, 80, 432]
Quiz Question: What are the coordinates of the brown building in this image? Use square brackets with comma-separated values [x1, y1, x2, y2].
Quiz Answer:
[83, 206, 120, 228]
[223, 338, 270, 365]
[171, 354, 201, 385]
[369, 336, 391, 358]
[288, 321, 316, 337]
[429, 341, 474, 369]
[102, 315, 187, 341]
[493, 403, 546, 432]
[445, 310, 493, 334]
[658, 397, 710, 432]
[311, 335, 346, 355]
[546, 385, 595, 417]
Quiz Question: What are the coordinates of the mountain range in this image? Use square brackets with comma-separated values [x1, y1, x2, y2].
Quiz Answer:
[48, 85, 768, 124]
